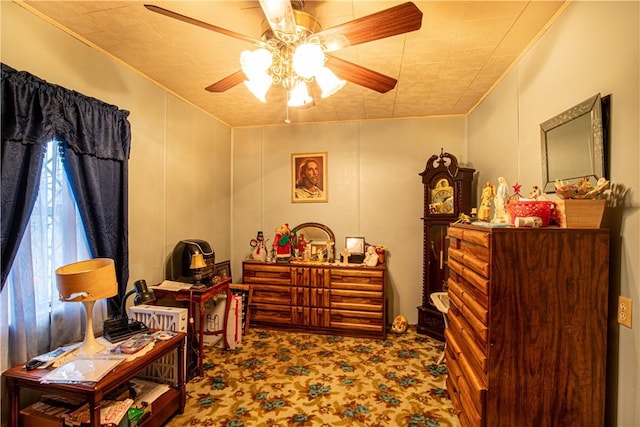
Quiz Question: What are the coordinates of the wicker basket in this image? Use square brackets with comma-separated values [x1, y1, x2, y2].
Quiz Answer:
[506, 201, 554, 226]
[554, 199, 606, 228]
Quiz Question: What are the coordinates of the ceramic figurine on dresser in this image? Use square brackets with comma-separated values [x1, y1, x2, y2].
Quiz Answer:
[250, 231, 268, 262]
[417, 149, 475, 340]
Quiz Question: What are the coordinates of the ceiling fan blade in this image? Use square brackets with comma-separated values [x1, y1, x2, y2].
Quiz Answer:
[258, 0, 297, 41]
[316, 2, 423, 52]
[205, 71, 246, 92]
[326, 56, 397, 93]
[144, 4, 260, 45]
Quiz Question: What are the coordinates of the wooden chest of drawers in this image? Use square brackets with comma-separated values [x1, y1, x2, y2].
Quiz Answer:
[243, 261, 386, 339]
[445, 224, 609, 427]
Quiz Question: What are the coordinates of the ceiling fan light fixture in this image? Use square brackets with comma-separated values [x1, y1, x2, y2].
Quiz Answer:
[244, 74, 272, 103]
[315, 67, 346, 98]
[258, 0, 297, 40]
[292, 42, 324, 79]
[240, 48, 272, 79]
[288, 80, 313, 108]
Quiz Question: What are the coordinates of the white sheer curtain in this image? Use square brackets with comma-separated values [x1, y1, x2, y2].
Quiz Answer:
[0, 141, 108, 371]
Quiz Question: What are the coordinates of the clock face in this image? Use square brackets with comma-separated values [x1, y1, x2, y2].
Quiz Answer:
[430, 179, 454, 214]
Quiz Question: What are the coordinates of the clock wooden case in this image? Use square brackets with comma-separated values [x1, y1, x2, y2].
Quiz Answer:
[417, 150, 475, 340]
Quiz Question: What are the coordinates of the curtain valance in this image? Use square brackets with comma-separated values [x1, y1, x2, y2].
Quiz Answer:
[1, 63, 130, 161]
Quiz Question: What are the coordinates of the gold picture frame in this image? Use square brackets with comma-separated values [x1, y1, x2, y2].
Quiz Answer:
[291, 152, 328, 203]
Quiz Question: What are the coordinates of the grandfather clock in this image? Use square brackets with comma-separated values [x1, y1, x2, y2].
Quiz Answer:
[417, 149, 475, 339]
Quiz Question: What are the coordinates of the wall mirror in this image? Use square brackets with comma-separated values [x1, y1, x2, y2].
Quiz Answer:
[292, 222, 335, 261]
[540, 93, 608, 193]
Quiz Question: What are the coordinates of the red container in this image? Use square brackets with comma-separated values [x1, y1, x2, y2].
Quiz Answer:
[506, 201, 554, 226]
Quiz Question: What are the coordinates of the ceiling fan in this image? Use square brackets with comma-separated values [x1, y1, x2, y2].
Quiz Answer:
[144, 1, 423, 108]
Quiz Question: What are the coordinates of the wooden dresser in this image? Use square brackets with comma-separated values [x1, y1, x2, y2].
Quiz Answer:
[445, 224, 609, 427]
[242, 260, 386, 339]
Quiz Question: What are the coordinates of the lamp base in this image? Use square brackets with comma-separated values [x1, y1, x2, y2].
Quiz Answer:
[77, 300, 104, 354]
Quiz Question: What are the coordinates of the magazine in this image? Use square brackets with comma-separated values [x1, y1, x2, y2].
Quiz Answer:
[111, 333, 156, 355]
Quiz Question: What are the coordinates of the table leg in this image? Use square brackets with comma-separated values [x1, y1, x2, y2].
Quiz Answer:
[90, 401, 99, 426]
[177, 335, 186, 413]
[8, 378, 18, 427]
[199, 300, 206, 377]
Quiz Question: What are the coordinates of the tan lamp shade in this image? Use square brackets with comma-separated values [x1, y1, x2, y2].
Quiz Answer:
[55, 258, 117, 302]
[55, 258, 118, 354]
[190, 252, 206, 269]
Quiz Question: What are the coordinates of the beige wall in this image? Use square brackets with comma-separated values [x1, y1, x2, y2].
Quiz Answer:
[468, 2, 639, 426]
[0, 1, 232, 297]
[232, 118, 468, 324]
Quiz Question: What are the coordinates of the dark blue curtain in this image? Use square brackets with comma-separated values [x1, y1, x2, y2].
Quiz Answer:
[1, 63, 131, 313]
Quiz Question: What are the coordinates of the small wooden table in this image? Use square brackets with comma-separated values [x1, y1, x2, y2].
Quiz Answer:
[3, 332, 186, 427]
[152, 277, 232, 378]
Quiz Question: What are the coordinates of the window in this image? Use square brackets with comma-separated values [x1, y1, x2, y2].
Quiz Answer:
[1, 141, 105, 368]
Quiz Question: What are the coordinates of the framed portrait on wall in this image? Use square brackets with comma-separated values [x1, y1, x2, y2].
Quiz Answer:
[291, 152, 328, 203]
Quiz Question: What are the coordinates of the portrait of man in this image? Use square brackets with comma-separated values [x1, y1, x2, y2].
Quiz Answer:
[291, 152, 328, 203]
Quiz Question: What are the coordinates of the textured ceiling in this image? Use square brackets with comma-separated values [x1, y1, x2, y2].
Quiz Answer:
[20, 1, 568, 128]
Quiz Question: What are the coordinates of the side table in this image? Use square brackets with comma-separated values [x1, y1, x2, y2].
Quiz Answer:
[3, 332, 186, 427]
[152, 277, 231, 378]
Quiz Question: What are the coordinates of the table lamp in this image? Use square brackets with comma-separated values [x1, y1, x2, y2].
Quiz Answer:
[190, 251, 206, 285]
[55, 258, 117, 354]
[120, 279, 156, 318]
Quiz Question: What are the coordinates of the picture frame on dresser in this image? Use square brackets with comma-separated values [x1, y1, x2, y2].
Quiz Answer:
[214, 260, 231, 281]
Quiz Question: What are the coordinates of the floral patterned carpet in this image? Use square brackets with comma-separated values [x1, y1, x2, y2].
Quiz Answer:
[166, 326, 460, 427]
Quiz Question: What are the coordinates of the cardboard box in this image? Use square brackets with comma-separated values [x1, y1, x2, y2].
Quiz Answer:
[20, 401, 69, 427]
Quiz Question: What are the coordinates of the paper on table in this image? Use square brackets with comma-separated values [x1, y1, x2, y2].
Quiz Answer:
[40, 357, 123, 384]
[150, 280, 192, 291]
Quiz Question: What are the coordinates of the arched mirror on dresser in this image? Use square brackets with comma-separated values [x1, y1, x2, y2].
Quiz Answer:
[292, 222, 335, 262]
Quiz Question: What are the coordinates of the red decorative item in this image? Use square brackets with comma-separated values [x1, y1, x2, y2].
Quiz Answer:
[506, 201, 554, 226]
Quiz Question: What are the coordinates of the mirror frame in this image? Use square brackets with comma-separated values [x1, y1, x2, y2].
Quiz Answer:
[292, 222, 335, 261]
[540, 93, 604, 193]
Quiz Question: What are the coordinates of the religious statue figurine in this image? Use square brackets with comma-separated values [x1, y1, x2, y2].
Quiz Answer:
[492, 177, 509, 224]
[478, 181, 495, 222]
[363, 246, 379, 267]
[341, 248, 350, 264]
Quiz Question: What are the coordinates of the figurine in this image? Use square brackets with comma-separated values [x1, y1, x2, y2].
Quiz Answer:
[491, 177, 509, 224]
[341, 248, 350, 264]
[273, 223, 295, 262]
[250, 231, 267, 262]
[391, 315, 408, 333]
[296, 233, 308, 256]
[478, 181, 495, 221]
[529, 185, 542, 200]
[363, 246, 378, 266]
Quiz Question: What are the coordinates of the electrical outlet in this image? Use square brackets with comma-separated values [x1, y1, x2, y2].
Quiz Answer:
[618, 296, 633, 328]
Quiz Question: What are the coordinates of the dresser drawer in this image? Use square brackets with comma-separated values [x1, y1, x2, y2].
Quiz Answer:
[448, 308, 487, 374]
[448, 247, 489, 278]
[448, 258, 489, 296]
[243, 264, 291, 285]
[330, 268, 384, 287]
[330, 289, 384, 312]
[250, 284, 295, 305]
[448, 226, 490, 248]
[249, 302, 292, 325]
[330, 309, 384, 332]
